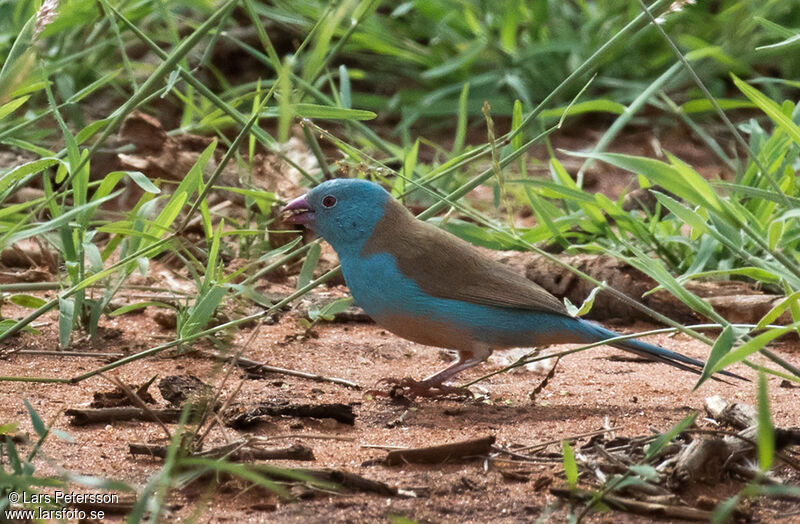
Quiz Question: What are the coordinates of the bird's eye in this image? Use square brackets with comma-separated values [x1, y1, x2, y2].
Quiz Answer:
[322, 195, 337, 208]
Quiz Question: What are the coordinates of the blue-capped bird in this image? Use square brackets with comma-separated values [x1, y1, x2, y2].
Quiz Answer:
[283, 179, 741, 397]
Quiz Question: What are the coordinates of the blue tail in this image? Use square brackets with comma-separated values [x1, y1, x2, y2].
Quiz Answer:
[577, 319, 746, 382]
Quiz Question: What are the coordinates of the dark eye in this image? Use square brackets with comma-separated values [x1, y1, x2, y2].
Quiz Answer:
[322, 195, 337, 208]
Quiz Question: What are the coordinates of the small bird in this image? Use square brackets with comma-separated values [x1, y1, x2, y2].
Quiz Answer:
[283, 179, 740, 397]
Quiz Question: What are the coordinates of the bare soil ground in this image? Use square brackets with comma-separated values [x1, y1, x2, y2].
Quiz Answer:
[1, 286, 798, 522]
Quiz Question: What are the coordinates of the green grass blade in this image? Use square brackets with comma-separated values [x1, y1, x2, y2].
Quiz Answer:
[571, 151, 723, 215]
[0, 16, 36, 104]
[9, 294, 47, 309]
[261, 103, 376, 120]
[5, 191, 120, 246]
[179, 287, 227, 339]
[732, 74, 800, 147]
[23, 398, 47, 438]
[58, 296, 75, 349]
[81, 0, 238, 178]
[339, 64, 351, 109]
[710, 322, 800, 375]
[694, 325, 736, 390]
[757, 372, 774, 471]
[452, 82, 470, 154]
[0, 157, 61, 192]
[297, 243, 321, 290]
[756, 291, 800, 331]
[562, 440, 578, 489]
[646, 413, 696, 459]
[0, 95, 30, 120]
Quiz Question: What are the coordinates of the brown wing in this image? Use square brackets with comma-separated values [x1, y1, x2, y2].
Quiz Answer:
[361, 199, 568, 316]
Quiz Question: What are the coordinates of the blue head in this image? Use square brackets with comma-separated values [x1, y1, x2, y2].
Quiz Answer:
[282, 179, 391, 253]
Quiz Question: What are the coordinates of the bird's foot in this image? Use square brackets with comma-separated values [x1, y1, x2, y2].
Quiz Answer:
[369, 377, 473, 399]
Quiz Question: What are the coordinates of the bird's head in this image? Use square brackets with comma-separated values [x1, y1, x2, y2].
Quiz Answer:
[282, 178, 391, 251]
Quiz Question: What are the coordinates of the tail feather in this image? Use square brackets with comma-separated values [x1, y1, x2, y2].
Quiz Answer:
[578, 320, 747, 382]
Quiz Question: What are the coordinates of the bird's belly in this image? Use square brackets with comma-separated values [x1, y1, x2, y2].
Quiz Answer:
[372, 312, 476, 351]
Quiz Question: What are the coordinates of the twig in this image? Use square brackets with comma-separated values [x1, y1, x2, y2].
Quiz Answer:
[255, 433, 356, 442]
[129, 442, 315, 461]
[100, 374, 172, 439]
[489, 455, 564, 464]
[65, 407, 191, 426]
[200, 349, 360, 389]
[261, 467, 397, 496]
[226, 402, 356, 426]
[512, 427, 622, 454]
[17, 350, 124, 358]
[194, 333, 255, 450]
[551, 487, 717, 521]
[490, 447, 564, 463]
[361, 444, 408, 450]
[529, 356, 560, 401]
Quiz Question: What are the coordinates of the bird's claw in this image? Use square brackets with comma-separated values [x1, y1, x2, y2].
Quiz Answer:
[369, 377, 473, 399]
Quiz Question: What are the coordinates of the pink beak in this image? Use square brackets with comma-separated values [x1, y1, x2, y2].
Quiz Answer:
[281, 194, 315, 224]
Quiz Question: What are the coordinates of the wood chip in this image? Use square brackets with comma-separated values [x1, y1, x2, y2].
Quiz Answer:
[704, 396, 757, 429]
[158, 374, 211, 407]
[385, 435, 495, 466]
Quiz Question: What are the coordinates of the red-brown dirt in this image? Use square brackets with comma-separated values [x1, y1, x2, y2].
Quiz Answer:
[1, 287, 798, 522]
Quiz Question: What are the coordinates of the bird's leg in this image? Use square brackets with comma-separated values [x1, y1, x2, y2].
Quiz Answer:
[420, 355, 484, 386]
[375, 346, 491, 399]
